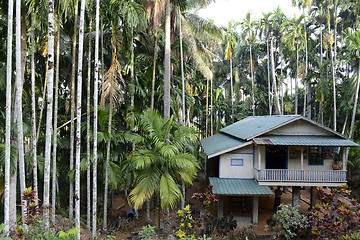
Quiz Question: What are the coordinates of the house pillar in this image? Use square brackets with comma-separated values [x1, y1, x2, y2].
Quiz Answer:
[292, 186, 301, 207]
[310, 186, 317, 209]
[258, 146, 261, 170]
[342, 148, 347, 171]
[217, 197, 223, 218]
[300, 148, 304, 170]
[252, 196, 259, 224]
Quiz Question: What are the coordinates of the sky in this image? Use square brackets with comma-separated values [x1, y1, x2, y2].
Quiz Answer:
[197, 0, 302, 27]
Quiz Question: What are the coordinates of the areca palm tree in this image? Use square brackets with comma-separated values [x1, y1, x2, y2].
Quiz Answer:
[281, 14, 306, 115]
[224, 21, 239, 120]
[127, 109, 199, 225]
[242, 12, 257, 116]
[4, 0, 14, 232]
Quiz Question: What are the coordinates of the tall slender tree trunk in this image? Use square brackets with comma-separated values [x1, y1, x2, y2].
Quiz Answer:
[210, 76, 213, 136]
[270, 33, 281, 115]
[179, 8, 186, 210]
[75, 0, 86, 236]
[331, 48, 337, 131]
[151, 37, 159, 110]
[303, 8, 309, 118]
[86, 0, 93, 229]
[250, 43, 255, 116]
[163, 0, 171, 118]
[103, 98, 113, 231]
[16, 0, 27, 228]
[179, 9, 185, 125]
[69, 0, 79, 220]
[230, 57, 234, 120]
[295, 42, 299, 115]
[92, 0, 100, 235]
[205, 78, 208, 136]
[51, 24, 61, 225]
[267, 36, 272, 115]
[43, 0, 55, 228]
[4, 0, 14, 232]
[36, 61, 48, 142]
[31, 10, 39, 208]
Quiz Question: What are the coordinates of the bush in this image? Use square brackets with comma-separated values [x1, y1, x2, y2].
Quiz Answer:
[139, 225, 157, 240]
[204, 215, 237, 237]
[265, 204, 308, 239]
[310, 185, 360, 239]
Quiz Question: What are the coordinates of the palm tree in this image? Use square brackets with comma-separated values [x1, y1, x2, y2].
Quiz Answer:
[260, 12, 273, 115]
[281, 14, 306, 115]
[43, 0, 55, 228]
[15, 0, 27, 228]
[242, 12, 257, 116]
[127, 109, 199, 226]
[164, 0, 171, 118]
[75, 0, 86, 236]
[224, 21, 239, 120]
[93, 0, 100, 235]
[52, 22, 61, 225]
[100, 28, 126, 230]
[269, 32, 281, 114]
[86, 0, 93, 229]
[69, 0, 79, 220]
[4, 0, 14, 232]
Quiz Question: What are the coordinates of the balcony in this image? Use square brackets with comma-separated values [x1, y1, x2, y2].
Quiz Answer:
[253, 168, 347, 186]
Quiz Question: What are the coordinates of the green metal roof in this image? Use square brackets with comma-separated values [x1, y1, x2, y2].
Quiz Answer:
[200, 133, 246, 157]
[255, 135, 359, 147]
[209, 177, 273, 196]
[220, 115, 298, 140]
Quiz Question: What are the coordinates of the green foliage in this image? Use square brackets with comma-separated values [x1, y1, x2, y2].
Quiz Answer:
[204, 216, 237, 237]
[265, 204, 308, 239]
[0, 223, 12, 240]
[139, 225, 157, 240]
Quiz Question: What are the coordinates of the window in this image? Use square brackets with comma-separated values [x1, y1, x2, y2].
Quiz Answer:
[231, 159, 244, 166]
[308, 147, 323, 165]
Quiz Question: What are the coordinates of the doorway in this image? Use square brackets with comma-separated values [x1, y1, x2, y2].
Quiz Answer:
[265, 146, 287, 169]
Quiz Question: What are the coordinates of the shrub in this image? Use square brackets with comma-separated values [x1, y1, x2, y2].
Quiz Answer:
[139, 225, 157, 240]
[310, 185, 360, 239]
[265, 204, 308, 239]
[204, 215, 237, 237]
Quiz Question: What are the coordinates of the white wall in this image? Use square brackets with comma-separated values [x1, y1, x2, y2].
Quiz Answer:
[219, 145, 254, 179]
[287, 148, 334, 170]
[268, 119, 334, 136]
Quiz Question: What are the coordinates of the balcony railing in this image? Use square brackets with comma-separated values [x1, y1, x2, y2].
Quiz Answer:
[253, 168, 346, 183]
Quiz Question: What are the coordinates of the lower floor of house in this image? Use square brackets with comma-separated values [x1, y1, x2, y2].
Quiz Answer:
[210, 186, 318, 229]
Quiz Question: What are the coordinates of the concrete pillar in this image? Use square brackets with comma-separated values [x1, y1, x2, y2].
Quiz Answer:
[292, 186, 301, 207]
[252, 196, 259, 224]
[310, 186, 317, 209]
[342, 148, 347, 171]
[217, 197, 223, 218]
[301, 148, 304, 170]
[258, 146, 261, 170]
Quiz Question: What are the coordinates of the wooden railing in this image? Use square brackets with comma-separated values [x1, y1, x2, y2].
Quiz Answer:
[253, 168, 346, 183]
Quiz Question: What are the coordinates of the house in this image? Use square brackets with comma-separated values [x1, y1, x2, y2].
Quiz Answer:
[200, 115, 359, 224]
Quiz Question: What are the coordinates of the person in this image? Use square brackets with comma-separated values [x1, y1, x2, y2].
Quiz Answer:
[332, 159, 340, 170]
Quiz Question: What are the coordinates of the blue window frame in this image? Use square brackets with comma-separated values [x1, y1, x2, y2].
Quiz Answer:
[231, 158, 244, 166]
